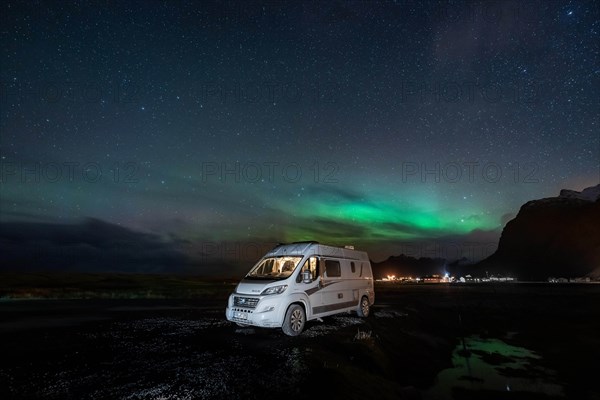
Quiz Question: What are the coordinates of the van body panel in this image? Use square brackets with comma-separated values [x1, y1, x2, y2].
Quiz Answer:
[235, 280, 274, 295]
[225, 242, 374, 335]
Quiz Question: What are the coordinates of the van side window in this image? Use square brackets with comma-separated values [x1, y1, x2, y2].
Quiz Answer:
[351, 262, 356, 273]
[360, 262, 363, 277]
[325, 259, 341, 278]
[297, 256, 319, 283]
[312, 257, 319, 278]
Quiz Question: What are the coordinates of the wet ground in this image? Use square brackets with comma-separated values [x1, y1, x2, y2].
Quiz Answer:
[1, 283, 599, 400]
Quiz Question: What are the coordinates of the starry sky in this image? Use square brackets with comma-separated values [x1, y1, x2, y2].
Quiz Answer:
[1, 1, 598, 276]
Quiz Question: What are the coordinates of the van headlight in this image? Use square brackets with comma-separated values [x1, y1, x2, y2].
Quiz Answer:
[261, 285, 288, 295]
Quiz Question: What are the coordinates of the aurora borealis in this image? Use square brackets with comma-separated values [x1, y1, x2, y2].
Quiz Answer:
[1, 1, 598, 275]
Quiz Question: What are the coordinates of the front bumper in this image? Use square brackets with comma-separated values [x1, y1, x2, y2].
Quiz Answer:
[225, 294, 285, 328]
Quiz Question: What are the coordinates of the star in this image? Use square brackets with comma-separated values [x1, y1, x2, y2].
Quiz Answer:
[0, 0, 596, 270]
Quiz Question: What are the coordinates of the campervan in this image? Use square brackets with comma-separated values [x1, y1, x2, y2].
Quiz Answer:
[225, 241, 375, 336]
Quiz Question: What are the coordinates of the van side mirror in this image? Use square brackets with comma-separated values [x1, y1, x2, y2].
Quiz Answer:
[302, 270, 313, 283]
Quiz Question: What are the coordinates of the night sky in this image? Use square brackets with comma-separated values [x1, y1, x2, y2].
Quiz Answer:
[1, 1, 598, 276]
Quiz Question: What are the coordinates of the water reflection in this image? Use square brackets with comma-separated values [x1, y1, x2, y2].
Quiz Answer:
[424, 335, 564, 399]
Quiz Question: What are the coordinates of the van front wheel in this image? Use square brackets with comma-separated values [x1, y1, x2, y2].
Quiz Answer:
[282, 304, 305, 336]
[357, 296, 370, 317]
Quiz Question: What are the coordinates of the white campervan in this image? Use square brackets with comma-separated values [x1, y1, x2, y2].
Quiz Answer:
[225, 241, 375, 336]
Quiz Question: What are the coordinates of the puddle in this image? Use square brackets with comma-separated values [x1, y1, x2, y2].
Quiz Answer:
[423, 335, 565, 399]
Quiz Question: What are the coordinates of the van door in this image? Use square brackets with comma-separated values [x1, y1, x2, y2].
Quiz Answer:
[297, 256, 321, 317]
[316, 258, 351, 314]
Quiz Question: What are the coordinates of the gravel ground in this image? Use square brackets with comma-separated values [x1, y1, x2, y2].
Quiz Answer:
[1, 283, 599, 400]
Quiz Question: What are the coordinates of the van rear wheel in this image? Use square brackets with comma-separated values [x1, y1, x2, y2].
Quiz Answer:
[357, 296, 370, 317]
[282, 304, 305, 336]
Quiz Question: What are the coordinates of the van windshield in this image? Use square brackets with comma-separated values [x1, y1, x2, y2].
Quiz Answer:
[246, 256, 303, 280]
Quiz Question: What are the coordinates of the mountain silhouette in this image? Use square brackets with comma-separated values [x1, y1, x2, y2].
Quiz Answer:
[471, 184, 600, 281]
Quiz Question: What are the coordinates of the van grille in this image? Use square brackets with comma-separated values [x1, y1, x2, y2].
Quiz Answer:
[234, 296, 259, 309]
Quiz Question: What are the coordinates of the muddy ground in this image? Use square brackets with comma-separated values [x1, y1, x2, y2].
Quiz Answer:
[1, 283, 599, 400]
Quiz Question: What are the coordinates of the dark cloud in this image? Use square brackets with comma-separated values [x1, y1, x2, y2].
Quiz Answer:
[0, 218, 193, 274]
[304, 184, 366, 203]
[300, 217, 370, 239]
[380, 221, 435, 237]
[361, 227, 501, 264]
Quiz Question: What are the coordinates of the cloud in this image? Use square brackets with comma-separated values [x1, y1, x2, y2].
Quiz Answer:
[363, 227, 502, 264]
[304, 184, 366, 202]
[295, 217, 370, 239]
[501, 212, 516, 225]
[0, 218, 193, 274]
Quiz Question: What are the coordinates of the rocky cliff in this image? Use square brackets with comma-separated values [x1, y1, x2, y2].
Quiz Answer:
[475, 184, 600, 280]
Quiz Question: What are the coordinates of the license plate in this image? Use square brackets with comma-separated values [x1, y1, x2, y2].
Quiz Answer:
[234, 311, 247, 320]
